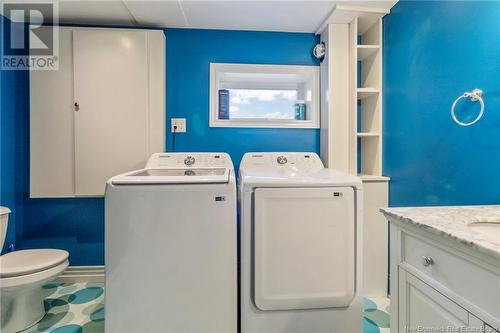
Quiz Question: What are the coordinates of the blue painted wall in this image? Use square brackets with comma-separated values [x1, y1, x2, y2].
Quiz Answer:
[383, 1, 500, 206]
[1, 17, 26, 254]
[166, 28, 320, 170]
[0, 17, 17, 253]
[1, 26, 319, 265]
[0, 67, 17, 254]
[19, 199, 105, 265]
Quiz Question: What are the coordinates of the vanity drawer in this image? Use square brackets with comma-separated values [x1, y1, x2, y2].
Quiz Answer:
[402, 233, 500, 323]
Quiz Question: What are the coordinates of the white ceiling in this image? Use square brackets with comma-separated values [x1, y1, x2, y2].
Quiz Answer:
[10, 0, 398, 33]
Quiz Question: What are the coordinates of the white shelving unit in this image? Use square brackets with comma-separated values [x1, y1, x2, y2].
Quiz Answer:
[318, 3, 395, 298]
[350, 16, 383, 178]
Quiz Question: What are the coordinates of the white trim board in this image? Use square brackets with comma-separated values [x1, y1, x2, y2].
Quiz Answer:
[56, 265, 105, 283]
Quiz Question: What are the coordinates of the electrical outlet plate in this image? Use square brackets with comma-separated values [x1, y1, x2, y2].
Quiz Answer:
[171, 118, 186, 133]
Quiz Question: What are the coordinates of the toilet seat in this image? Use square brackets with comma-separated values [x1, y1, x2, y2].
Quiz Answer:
[0, 249, 68, 278]
[0, 260, 69, 289]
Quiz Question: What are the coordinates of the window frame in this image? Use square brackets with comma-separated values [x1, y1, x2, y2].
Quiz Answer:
[209, 63, 320, 129]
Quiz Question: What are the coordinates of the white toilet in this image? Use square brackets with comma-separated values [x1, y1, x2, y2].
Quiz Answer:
[0, 207, 69, 333]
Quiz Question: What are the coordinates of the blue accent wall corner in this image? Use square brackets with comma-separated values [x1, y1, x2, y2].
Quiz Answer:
[383, 1, 500, 207]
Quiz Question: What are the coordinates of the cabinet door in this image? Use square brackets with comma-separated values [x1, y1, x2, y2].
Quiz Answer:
[362, 180, 388, 296]
[30, 27, 75, 197]
[73, 30, 149, 195]
[398, 269, 469, 332]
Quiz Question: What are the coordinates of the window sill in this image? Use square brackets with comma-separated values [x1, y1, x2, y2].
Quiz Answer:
[209, 119, 320, 129]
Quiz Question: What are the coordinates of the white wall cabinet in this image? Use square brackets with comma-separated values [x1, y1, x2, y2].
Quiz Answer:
[30, 27, 165, 197]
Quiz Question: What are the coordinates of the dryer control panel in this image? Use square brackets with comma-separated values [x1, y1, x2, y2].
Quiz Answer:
[240, 152, 324, 172]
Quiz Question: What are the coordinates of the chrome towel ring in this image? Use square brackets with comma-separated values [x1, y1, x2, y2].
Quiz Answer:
[451, 88, 484, 126]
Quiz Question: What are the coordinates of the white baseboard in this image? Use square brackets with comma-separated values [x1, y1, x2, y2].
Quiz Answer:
[56, 265, 105, 283]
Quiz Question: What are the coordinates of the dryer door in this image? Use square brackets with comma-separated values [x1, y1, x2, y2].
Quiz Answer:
[253, 187, 356, 311]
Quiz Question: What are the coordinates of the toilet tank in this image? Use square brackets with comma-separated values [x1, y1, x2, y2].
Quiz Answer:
[0, 206, 11, 251]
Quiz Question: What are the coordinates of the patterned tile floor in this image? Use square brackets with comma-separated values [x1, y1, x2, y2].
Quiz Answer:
[21, 282, 104, 333]
[22, 282, 389, 332]
[363, 297, 390, 333]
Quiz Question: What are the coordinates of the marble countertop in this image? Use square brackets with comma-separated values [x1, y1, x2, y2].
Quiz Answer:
[380, 205, 500, 260]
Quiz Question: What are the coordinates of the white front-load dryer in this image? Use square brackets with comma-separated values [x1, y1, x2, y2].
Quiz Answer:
[105, 153, 237, 333]
[239, 152, 363, 333]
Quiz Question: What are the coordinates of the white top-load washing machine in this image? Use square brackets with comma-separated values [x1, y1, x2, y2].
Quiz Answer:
[239, 152, 363, 333]
[105, 153, 237, 333]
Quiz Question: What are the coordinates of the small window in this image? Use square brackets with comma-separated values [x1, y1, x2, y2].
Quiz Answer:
[209, 63, 320, 128]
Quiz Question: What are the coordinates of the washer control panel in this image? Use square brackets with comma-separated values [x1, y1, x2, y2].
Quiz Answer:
[146, 153, 232, 169]
[276, 156, 288, 165]
[184, 156, 196, 166]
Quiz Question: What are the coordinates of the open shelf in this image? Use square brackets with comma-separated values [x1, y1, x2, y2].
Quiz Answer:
[357, 132, 380, 138]
[350, 17, 383, 178]
[357, 87, 379, 100]
[356, 135, 381, 176]
[358, 15, 381, 36]
[357, 15, 381, 45]
[357, 45, 380, 60]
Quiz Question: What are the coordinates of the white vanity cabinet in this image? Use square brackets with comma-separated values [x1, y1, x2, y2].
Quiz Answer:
[30, 27, 165, 197]
[398, 269, 473, 330]
[389, 222, 500, 332]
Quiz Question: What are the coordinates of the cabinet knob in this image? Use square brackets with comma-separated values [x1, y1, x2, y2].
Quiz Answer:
[421, 256, 434, 267]
[74, 102, 80, 111]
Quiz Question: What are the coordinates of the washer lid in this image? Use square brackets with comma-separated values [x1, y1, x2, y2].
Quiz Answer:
[0, 249, 69, 278]
[110, 167, 230, 185]
[110, 152, 234, 185]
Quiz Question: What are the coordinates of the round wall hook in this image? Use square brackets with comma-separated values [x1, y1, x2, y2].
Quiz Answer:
[467, 88, 483, 101]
